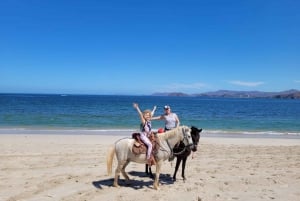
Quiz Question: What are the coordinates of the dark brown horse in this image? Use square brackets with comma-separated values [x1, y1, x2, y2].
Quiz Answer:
[145, 126, 202, 181]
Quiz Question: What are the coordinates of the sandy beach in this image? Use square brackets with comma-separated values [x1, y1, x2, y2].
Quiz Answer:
[0, 133, 299, 201]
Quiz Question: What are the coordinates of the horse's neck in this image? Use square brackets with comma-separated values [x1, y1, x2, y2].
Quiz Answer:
[160, 129, 181, 148]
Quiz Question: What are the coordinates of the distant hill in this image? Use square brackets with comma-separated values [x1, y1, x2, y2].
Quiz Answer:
[152, 89, 300, 99]
[273, 91, 300, 99]
[152, 92, 189, 97]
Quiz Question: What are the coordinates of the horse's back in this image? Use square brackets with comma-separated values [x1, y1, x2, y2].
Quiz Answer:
[115, 138, 134, 153]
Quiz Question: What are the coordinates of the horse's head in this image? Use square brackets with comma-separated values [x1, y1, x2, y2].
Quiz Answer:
[181, 126, 194, 148]
[190, 126, 202, 152]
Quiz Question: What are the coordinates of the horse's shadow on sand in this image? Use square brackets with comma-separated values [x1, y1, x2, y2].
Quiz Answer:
[92, 171, 174, 190]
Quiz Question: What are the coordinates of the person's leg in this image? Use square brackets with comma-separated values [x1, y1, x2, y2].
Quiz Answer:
[140, 135, 152, 163]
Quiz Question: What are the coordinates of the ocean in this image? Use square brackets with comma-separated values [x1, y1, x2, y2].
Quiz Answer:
[0, 93, 300, 136]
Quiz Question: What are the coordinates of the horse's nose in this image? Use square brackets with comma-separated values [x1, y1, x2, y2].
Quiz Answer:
[192, 145, 197, 152]
[191, 144, 198, 151]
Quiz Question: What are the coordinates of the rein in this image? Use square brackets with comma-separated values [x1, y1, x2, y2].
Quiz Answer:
[166, 139, 173, 156]
[173, 146, 187, 156]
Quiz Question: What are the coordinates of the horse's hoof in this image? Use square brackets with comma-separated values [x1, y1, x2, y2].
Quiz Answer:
[153, 183, 160, 190]
[113, 184, 120, 188]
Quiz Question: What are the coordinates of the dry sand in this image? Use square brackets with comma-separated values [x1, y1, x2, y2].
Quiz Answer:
[0, 133, 299, 201]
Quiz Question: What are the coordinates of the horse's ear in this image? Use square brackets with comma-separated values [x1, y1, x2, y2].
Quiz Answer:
[184, 126, 189, 133]
[191, 126, 203, 133]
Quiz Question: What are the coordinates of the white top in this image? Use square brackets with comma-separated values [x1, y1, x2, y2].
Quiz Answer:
[164, 113, 178, 130]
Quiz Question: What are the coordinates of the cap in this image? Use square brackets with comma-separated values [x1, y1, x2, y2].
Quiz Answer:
[164, 105, 170, 110]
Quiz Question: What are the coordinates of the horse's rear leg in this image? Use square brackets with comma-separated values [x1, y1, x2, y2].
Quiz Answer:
[145, 164, 154, 178]
[121, 161, 130, 181]
[114, 161, 128, 187]
[113, 164, 122, 187]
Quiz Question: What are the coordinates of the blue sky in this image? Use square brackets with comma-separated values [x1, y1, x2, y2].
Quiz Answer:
[1, 0, 299, 95]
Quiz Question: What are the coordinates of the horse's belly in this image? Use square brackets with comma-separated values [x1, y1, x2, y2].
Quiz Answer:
[128, 153, 147, 163]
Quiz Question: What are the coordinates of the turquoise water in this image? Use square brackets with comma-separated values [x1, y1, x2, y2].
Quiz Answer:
[0, 93, 300, 135]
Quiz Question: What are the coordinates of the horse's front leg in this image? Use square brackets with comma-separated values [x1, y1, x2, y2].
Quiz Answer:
[153, 161, 162, 190]
[181, 157, 188, 181]
[173, 157, 182, 181]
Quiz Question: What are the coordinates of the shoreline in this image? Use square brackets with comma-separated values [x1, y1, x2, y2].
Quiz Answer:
[1, 127, 300, 139]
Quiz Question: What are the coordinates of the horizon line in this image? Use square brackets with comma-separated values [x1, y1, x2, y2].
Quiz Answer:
[0, 88, 299, 96]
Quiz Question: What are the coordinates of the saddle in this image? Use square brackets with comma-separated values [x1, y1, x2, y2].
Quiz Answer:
[132, 132, 158, 166]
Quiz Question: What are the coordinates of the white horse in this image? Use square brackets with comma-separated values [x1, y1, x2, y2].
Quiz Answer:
[106, 125, 193, 190]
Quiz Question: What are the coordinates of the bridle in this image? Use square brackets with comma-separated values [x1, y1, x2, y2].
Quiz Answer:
[181, 127, 193, 147]
[173, 128, 198, 156]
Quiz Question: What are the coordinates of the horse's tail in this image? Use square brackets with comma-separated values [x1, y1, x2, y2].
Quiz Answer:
[106, 144, 115, 175]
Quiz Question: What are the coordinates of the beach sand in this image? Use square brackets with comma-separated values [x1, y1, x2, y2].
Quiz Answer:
[0, 133, 299, 201]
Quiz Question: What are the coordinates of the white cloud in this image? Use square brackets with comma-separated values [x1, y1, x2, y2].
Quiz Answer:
[229, 80, 264, 87]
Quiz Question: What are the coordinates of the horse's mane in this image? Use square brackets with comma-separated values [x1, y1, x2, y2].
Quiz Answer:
[157, 126, 186, 140]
